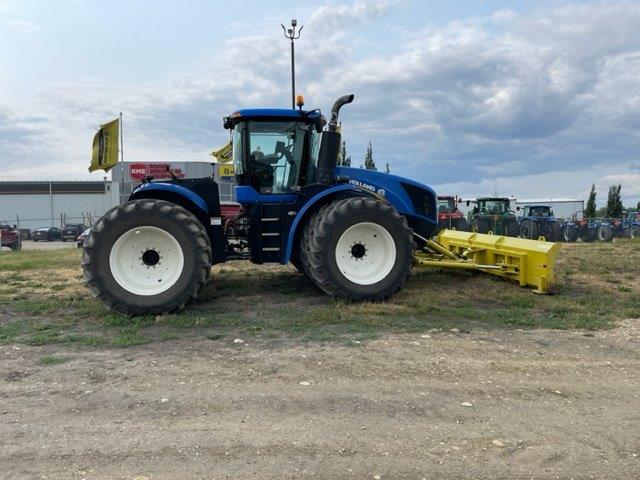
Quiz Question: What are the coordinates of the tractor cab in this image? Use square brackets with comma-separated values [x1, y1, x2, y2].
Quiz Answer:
[437, 196, 455, 213]
[224, 108, 325, 197]
[474, 197, 511, 215]
[522, 205, 554, 218]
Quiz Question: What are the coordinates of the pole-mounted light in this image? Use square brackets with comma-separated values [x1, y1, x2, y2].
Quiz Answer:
[281, 19, 303, 109]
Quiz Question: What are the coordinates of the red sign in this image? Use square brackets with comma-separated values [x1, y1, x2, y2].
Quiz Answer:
[129, 163, 185, 181]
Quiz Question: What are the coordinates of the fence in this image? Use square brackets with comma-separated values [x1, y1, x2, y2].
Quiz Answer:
[1, 213, 98, 234]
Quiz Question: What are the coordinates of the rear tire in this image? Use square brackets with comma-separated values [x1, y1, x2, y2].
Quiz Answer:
[629, 226, 640, 239]
[307, 197, 415, 300]
[597, 226, 613, 242]
[455, 218, 470, 232]
[504, 220, 519, 237]
[562, 226, 578, 243]
[519, 220, 537, 239]
[471, 218, 490, 234]
[82, 199, 211, 316]
[298, 204, 331, 279]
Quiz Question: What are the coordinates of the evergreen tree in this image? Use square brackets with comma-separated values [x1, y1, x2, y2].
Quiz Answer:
[384, 162, 390, 174]
[636, 200, 640, 212]
[585, 184, 597, 218]
[336, 140, 351, 167]
[605, 184, 623, 218]
[363, 141, 376, 171]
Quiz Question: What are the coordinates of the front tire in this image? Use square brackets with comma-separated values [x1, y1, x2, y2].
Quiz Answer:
[628, 226, 640, 239]
[307, 197, 415, 300]
[82, 199, 211, 316]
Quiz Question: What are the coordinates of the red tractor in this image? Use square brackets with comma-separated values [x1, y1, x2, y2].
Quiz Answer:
[436, 196, 469, 232]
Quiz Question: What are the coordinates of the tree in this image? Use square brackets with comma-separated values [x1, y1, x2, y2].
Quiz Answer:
[605, 184, 623, 218]
[336, 140, 351, 167]
[384, 162, 390, 174]
[636, 200, 640, 212]
[363, 141, 376, 171]
[585, 184, 597, 218]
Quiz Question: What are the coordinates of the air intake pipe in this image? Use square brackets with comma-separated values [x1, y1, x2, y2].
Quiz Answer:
[316, 94, 354, 185]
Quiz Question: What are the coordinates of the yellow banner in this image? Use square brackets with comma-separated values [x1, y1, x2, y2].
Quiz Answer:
[89, 118, 119, 172]
[210, 141, 233, 164]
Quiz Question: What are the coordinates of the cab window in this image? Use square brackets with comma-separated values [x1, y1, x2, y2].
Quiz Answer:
[246, 121, 306, 194]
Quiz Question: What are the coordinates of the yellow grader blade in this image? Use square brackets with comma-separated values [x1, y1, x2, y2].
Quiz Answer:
[415, 230, 561, 293]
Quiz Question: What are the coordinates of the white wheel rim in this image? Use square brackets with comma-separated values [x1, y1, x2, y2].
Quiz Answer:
[335, 222, 396, 286]
[109, 226, 184, 296]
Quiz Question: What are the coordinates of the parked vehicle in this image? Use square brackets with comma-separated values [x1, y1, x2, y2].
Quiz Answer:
[436, 196, 469, 232]
[62, 223, 88, 242]
[0, 224, 21, 250]
[517, 205, 561, 241]
[622, 212, 640, 239]
[76, 228, 91, 248]
[466, 197, 519, 237]
[33, 227, 62, 242]
[560, 212, 598, 243]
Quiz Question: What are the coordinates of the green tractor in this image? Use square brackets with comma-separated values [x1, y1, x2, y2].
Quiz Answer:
[466, 197, 519, 237]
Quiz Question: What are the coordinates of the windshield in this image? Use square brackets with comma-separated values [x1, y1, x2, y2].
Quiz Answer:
[437, 198, 455, 213]
[529, 206, 551, 217]
[242, 121, 309, 194]
[480, 200, 508, 214]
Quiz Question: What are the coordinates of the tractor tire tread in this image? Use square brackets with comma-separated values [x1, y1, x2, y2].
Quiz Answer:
[82, 199, 211, 316]
[307, 197, 415, 300]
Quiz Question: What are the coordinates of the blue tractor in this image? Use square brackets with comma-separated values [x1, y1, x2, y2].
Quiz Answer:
[83, 95, 438, 315]
[621, 212, 640, 239]
[560, 211, 613, 243]
[517, 205, 561, 241]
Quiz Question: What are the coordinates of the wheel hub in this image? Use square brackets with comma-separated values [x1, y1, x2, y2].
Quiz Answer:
[350, 243, 367, 259]
[142, 249, 160, 267]
[109, 226, 184, 296]
[335, 222, 396, 286]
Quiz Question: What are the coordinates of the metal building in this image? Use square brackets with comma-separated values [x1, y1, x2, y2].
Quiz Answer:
[0, 162, 237, 231]
[0, 181, 117, 230]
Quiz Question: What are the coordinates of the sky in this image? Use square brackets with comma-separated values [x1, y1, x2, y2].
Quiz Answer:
[1, 0, 639, 207]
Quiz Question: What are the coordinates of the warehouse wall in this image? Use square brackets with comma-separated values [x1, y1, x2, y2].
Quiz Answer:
[0, 188, 119, 230]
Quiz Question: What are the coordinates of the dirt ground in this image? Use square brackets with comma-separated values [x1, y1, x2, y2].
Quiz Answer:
[2, 320, 639, 480]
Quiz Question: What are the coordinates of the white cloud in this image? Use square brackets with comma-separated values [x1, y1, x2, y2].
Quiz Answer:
[5, 19, 41, 34]
[1, 1, 639, 205]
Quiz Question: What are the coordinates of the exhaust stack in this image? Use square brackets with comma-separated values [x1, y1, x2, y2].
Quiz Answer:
[316, 94, 354, 185]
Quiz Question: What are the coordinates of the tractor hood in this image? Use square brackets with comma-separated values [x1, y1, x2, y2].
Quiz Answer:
[335, 166, 437, 227]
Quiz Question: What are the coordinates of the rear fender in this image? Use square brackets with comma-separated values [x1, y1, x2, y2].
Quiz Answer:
[130, 182, 208, 216]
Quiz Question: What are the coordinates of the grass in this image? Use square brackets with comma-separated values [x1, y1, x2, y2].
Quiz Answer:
[38, 355, 71, 365]
[0, 239, 639, 348]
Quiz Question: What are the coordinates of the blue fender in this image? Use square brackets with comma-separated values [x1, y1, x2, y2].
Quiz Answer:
[130, 182, 209, 214]
[283, 183, 371, 263]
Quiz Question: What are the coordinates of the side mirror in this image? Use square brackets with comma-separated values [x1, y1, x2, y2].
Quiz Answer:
[466, 200, 470, 207]
[516, 206, 520, 211]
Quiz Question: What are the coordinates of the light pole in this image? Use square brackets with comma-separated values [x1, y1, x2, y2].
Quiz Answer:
[281, 19, 303, 109]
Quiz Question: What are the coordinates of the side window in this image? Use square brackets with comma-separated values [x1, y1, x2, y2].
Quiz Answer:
[232, 124, 244, 176]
